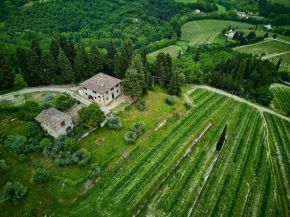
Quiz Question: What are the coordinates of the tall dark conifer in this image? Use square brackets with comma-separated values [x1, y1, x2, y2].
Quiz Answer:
[276, 58, 282, 71]
[106, 40, 117, 75]
[0, 52, 14, 87]
[58, 49, 74, 83]
[66, 35, 76, 66]
[30, 40, 42, 58]
[168, 71, 182, 96]
[74, 46, 89, 82]
[40, 51, 57, 85]
[89, 45, 103, 76]
[49, 39, 60, 60]
[25, 50, 42, 86]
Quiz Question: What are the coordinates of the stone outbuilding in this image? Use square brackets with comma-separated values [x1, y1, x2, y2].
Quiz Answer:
[79, 73, 122, 106]
[35, 108, 73, 138]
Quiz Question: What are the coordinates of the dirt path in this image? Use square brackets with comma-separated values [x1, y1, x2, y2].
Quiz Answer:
[264, 38, 290, 45]
[270, 83, 290, 89]
[197, 85, 290, 122]
[0, 86, 91, 105]
[233, 40, 269, 50]
[262, 51, 290, 60]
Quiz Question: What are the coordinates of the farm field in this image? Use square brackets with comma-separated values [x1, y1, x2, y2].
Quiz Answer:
[267, 52, 290, 72]
[234, 40, 290, 57]
[147, 45, 182, 57]
[272, 0, 290, 7]
[180, 20, 254, 45]
[60, 87, 290, 217]
[271, 84, 290, 115]
[174, 0, 197, 3]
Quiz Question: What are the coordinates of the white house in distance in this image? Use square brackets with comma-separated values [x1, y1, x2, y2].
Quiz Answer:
[193, 9, 201, 13]
[226, 29, 236, 39]
[264, 24, 272, 31]
[79, 73, 122, 106]
[35, 108, 73, 138]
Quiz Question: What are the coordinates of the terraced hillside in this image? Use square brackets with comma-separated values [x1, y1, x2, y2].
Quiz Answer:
[62, 88, 290, 217]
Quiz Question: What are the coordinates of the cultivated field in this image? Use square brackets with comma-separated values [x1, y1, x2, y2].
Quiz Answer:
[268, 52, 290, 72]
[181, 20, 254, 45]
[148, 45, 183, 57]
[271, 84, 290, 115]
[62, 88, 290, 217]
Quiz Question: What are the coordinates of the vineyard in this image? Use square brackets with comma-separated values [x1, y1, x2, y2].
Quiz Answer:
[148, 45, 183, 57]
[66, 88, 290, 217]
[271, 84, 290, 115]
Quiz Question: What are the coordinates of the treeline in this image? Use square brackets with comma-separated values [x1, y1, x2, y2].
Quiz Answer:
[231, 31, 264, 45]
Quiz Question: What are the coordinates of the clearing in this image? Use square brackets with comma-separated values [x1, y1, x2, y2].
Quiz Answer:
[147, 45, 183, 57]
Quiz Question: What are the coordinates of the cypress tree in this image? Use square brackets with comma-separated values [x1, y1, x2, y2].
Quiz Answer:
[58, 49, 74, 83]
[89, 45, 103, 76]
[120, 45, 130, 78]
[122, 68, 142, 100]
[166, 53, 173, 83]
[276, 58, 282, 71]
[106, 40, 117, 75]
[16, 48, 28, 75]
[130, 57, 146, 93]
[74, 46, 89, 82]
[141, 48, 148, 94]
[25, 50, 42, 86]
[40, 51, 57, 85]
[216, 125, 227, 151]
[113, 54, 122, 79]
[194, 51, 200, 62]
[66, 35, 76, 66]
[49, 39, 60, 60]
[58, 35, 68, 55]
[0, 52, 14, 87]
[168, 71, 181, 96]
[155, 53, 166, 85]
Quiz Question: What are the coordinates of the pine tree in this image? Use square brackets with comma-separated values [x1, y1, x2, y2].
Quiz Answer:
[264, 32, 269, 38]
[49, 39, 60, 60]
[216, 125, 227, 151]
[0, 52, 14, 87]
[58, 49, 74, 83]
[155, 53, 166, 85]
[106, 40, 117, 75]
[58, 35, 68, 55]
[89, 45, 103, 76]
[141, 48, 149, 94]
[276, 58, 282, 71]
[113, 54, 122, 78]
[66, 35, 76, 66]
[40, 51, 57, 85]
[168, 71, 182, 96]
[16, 48, 28, 75]
[166, 53, 173, 84]
[130, 57, 146, 93]
[74, 46, 89, 82]
[30, 40, 42, 58]
[25, 50, 42, 86]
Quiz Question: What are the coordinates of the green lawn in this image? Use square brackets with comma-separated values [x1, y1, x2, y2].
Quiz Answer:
[217, 4, 227, 14]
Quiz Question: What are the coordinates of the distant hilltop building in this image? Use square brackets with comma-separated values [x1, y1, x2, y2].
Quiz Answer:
[79, 73, 122, 106]
[193, 9, 201, 13]
[264, 24, 272, 30]
[35, 108, 73, 138]
[237, 11, 247, 17]
[226, 29, 236, 39]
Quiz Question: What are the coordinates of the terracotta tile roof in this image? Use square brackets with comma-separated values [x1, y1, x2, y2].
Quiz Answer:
[80, 73, 121, 95]
[35, 108, 71, 130]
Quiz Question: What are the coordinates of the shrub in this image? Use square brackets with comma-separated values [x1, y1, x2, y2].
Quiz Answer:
[3, 181, 27, 205]
[40, 138, 51, 149]
[5, 134, 40, 154]
[137, 100, 147, 111]
[130, 122, 146, 136]
[43, 142, 59, 158]
[23, 122, 44, 140]
[64, 138, 78, 152]
[55, 94, 77, 111]
[79, 104, 106, 129]
[54, 151, 73, 167]
[184, 101, 192, 109]
[67, 125, 85, 140]
[88, 163, 101, 178]
[166, 95, 176, 105]
[72, 148, 91, 167]
[107, 117, 123, 130]
[40, 102, 53, 111]
[18, 154, 28, 163]
[30, 168, 50, 184]
[123, 131, 138, 145]
[0, 160, 9, 175]
[17, 101, 40, 121]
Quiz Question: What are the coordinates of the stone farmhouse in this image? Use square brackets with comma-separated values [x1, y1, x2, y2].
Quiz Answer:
[79, 73, 122, 106]
[35, 108, 73, 138]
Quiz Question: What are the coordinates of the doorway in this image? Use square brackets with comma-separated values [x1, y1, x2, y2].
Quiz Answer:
[112, 93, 115, 99]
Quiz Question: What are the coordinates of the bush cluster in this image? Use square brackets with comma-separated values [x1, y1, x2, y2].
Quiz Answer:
[0, 160, 9, 175]
[5, 134, 40, 154]
[166, 95, 176, 105]
[137, 100, 147, 111]
[30, 168, 50, 184]
[107, 116, 123, 130]
[184, 101, 192, 109]
[3, 181, 27, 205]
[124, 122, 146, 145]
[88, 163, 101, 178]
[72, 148, 91, 167]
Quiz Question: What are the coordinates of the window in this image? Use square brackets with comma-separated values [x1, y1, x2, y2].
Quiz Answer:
[85, 93, 87, 95]
[95, 97, 97, 99]
[93, 91, 96, 94]
[84, 87, 87, 90]
[116, 84, 119, 87]
[106, 91, 109, 94]
[98, 96, 101, 98]
[61, 121, 65, 127]
[111, 87, 114, 91]
[107, 97, 108, 100]
[117, 90, 119, 93]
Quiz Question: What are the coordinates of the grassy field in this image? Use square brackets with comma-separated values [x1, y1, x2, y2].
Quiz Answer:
[57, 87, 290, 217]
[272, 0, 290, 7]
[217, 4, 227, 13]
[271, 84, 290, 115]
[267, 52, 290, 72]
[181, 20, 254, 45]
[147, 45, 183, 57]
[234, 40, 290, 56]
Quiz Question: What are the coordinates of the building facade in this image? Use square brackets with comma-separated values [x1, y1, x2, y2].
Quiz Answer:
[35, 108, 73, 138]
[79, 73, 122, 106]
